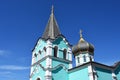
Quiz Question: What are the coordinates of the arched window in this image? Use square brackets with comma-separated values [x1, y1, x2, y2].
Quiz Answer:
[63, 49, 67, 59]
[54, 46, 58, 57]
[38, 50, 41, 60]
[83, 55, 86, 62]
[39, 50, 41, 55]
[44, 47, 46, 52]
[36, 78, 40, 80]
[43, 47, 46, 57]
[34, 53, 37, 57]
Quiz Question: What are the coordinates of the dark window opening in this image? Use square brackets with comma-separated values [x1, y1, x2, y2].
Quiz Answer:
[34, 53, 37, 57]
[83, 55, 86, 62]
[44, 47, 46, 52]
[63, 49, 67, 59]
[37, 78, 40, 80]
[39, 50, 41, 54]
[77, 57, 80, 63]
[54, 46, 58, 57]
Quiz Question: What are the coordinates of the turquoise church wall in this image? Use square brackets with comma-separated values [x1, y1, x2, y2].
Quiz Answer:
[95, 67, 112, 80]
[33, 39, 46, 58]
[52, 57, 69, 79]
[53, 37, 69, 59]
[52, 66, 68, 80]
[68, 66, 89, 80]
[53, 37, 68, 49]
[52, 36, 70, 80]
[34, 39, 47, 61]
[31, 66, 45, 80]
[31, 60, 46, 80]
[52, 58, 69, 68]
[115, 65, 120, 80]
[35, 39, 46, 52]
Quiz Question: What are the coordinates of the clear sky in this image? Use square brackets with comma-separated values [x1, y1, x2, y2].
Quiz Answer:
[0, 0, 120, 80]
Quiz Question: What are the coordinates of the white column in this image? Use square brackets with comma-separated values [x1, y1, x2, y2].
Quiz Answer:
[45, 70, 52, 80]
[88, 65, 94, 80]
[86, 53, 90, 62]
[112, 72, 117, 80]
[80, 54, 83, 65]
[45, 40, 52, 80]
[68, 48, 72, 69]
[75, 56, 78, 66]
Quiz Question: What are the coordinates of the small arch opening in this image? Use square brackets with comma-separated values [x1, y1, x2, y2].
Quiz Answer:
[34, 53, 37, 57]
[36, 78, 40, 80]
[39, 50, 41, 54]
[43, 47, 46, 52]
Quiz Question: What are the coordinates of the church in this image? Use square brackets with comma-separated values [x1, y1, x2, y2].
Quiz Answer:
[29, 6, 120, 80]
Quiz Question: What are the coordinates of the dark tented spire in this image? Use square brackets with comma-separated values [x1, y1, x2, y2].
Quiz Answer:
[42, 6, 61, 40]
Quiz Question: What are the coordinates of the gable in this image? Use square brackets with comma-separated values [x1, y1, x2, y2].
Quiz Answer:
[33, 39, 46, 53]
[52, 37, 69, 49]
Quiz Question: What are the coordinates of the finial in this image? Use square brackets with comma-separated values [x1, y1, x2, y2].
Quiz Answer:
[80, 30, 83, 38]
[51, 5, 54, 14]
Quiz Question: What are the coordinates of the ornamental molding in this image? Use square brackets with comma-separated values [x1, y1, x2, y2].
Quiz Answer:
[30, 63, 68, 78]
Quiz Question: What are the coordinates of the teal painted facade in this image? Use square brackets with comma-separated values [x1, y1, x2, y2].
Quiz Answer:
[30, 36, 72, 80]
[30, 7, 120, 80]
[53, 37, 68, 49]
[52, 37, 69, 59]
[30, 39, 47, 80]
[31, 61, 46, 80]
[52, 58, 69, 68]
[69, 66, 89, 80]
[95, 67, 113, 80]
[52, 67, 68, 80]
[51, 37, 70, 80]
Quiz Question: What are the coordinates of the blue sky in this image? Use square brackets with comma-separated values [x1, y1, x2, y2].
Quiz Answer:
[0, 0, 120, 80]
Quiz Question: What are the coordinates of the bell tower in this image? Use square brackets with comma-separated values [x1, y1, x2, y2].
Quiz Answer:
[30, 6, 72, 80]
[72, 30, 94, 66]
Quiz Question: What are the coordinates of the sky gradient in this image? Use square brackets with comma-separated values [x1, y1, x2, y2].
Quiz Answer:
[0, 0, 120, 80]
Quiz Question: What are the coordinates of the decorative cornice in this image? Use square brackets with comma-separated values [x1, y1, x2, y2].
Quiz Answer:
[30, 63, 68, 78]
[32, 35, 72, 53]
[68, 61, 120, 72]
[31, 55, 71, 67]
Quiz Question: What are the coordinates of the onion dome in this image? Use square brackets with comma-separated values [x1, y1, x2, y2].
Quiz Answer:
[72, 30, 94, 54]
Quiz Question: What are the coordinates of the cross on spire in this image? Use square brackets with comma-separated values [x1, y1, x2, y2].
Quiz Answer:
[51, 5, 54, 14]
[80, 30, 83, 38]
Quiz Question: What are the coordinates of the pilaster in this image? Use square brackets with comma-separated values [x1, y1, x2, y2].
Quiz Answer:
[68, 47, 72, 69]
[112, 72, 117, 80]
[88, 64, 97, 80]
[45, 40, 52, 80]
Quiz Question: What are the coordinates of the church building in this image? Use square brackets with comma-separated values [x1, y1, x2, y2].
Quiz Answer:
[30, 6, 120, 80]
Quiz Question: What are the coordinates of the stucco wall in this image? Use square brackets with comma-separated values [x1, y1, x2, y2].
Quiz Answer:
[68, 66, 89, 80]
[52, 59, 69, 80]
[31, 60, 46, 80]
[95, 67, 112, 80]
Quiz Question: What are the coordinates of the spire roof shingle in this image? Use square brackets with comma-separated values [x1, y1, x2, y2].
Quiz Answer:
[42, 6, 61, 40]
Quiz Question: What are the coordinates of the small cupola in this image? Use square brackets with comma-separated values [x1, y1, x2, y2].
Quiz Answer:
[72, 30, 94, 66]
[72, 30, 94, 54]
